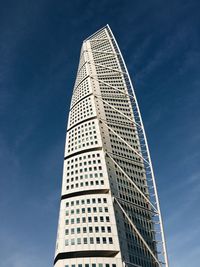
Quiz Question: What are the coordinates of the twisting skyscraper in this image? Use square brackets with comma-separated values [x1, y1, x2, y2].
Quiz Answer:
[54, 25, 168, 267]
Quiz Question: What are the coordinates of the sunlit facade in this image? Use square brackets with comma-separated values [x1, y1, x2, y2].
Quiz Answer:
[54, 25, 168, 267]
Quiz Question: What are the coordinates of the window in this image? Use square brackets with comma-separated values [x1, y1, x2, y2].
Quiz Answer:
[96, 237, 100, 244]
[65, 229, 69, 235]
[103, 237, 107, 244]
[109, 237, 113, 244]
[107, 226, 111, 233]
[84, 238, 87, 244]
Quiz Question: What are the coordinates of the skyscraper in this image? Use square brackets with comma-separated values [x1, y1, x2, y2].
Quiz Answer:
[54, 25, 168, 267]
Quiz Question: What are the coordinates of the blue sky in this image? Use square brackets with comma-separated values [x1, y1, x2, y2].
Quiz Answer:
[0, 0, 199, 266]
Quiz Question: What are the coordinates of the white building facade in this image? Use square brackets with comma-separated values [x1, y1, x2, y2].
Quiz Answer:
[54, 25, 168, 267]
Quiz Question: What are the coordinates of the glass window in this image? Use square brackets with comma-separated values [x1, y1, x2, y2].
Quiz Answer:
[65, 229, 69, 235]
[103, 237, 107, 244]
[96, 237, 100, 244]
[106, 216, 110, 222]
[109, 237, 113, 244]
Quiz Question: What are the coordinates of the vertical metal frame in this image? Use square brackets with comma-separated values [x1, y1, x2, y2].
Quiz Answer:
[106, 25, 169, 267]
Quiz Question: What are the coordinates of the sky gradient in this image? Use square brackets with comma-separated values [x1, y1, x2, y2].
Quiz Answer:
[0, 0, 200, 266]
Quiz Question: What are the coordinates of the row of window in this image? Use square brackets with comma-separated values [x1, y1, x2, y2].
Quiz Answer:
[65, 225, 111, 235]
[65, 264, 116, 267]
[65, 236, 113, 246]
[66, 197, 107, 207]
[66, 179, 105, 190]
[66, 152, 101, 164]
[65, 215, 110, 225]
[66, 167, 103, 176]
[66, 206, 108, 215]
[66, 160, 101, 169]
